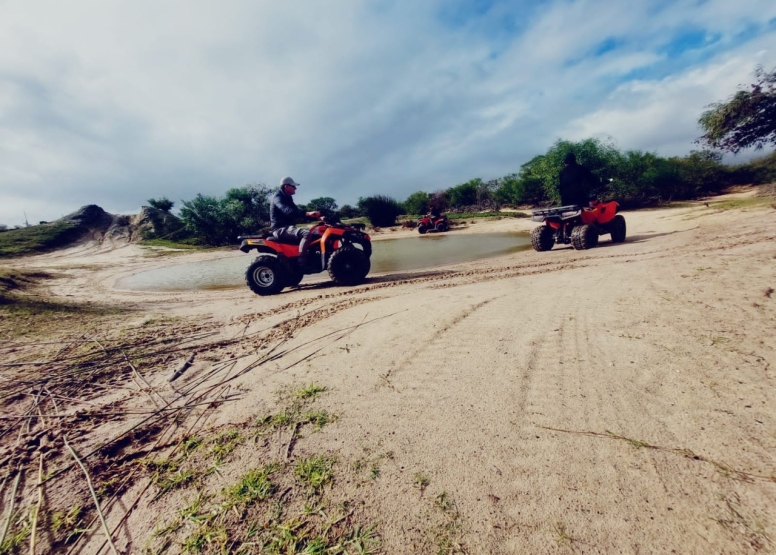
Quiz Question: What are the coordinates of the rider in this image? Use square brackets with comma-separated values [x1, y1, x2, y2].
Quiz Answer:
[558, 152, 596, 207]
[270, 177, 320, 266]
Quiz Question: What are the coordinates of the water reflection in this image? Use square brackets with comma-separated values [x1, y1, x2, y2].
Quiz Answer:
[116, 232, 530, 292]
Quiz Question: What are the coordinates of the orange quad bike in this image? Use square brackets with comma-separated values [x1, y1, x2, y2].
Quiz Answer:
[530, 199, 626, 252]
[237, 215, 372, 295]
[417, 214, 449, 234]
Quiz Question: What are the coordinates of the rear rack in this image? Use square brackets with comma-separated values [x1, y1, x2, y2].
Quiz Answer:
[531, 205, 581, 221]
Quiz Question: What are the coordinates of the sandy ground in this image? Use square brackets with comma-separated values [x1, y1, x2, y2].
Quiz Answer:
[4, 191, 776, 554]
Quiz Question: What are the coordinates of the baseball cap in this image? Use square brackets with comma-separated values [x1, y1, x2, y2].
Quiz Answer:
[280, 176, 300, 187]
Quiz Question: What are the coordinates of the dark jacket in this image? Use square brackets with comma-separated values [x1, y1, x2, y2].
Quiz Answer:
[270, 189, 305, 229]
[558, 162, 596, 207]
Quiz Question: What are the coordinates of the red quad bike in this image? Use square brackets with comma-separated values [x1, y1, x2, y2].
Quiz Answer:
[237, 216, 372, 296]
[417, 214, 449, 234]
[530, 200, 626, 252]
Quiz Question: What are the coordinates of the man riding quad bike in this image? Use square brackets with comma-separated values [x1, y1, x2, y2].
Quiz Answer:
[530, 198, 626, 251]
[417, 212, 449, 234]
[238, 214, 372, 296]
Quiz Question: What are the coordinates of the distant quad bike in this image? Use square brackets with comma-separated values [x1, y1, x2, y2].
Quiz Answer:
[417, 214, 449, 234]
[238, 216, 372, 296]
[530, 199, 626, 252]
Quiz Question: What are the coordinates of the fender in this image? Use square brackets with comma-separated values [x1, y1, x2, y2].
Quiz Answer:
[239, 238, 276, 254]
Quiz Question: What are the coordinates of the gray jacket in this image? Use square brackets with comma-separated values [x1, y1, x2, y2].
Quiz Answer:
[270, 189, 305, 230]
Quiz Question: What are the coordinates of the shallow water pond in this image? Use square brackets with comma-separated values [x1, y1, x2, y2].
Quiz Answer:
[116, 232, 530, 291]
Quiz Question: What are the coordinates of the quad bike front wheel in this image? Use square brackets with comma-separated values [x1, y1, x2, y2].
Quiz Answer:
[418, 224, 428, 234]
[328, 246, 370, 286]
[245, 255, 286, 296]
[531, 225, 555, 252]
[571, 224, 599, 250]
[610, 215, 626, 243]
[435, 221, 449, 232]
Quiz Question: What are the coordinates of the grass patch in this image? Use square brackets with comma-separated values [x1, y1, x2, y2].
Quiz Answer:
[145, 452, 381, 555]
[0, 268, 55, 296]
[303, 409, 333, 431]
[0, 220, 87, 257]
[255, 383, 335, 437]
[142, 458, 197, 498]
[209, 430, 244, 463]
[446, 211, 529, 220]
[225, 464, 280, 506]
[0, 511, 31, 554]
[295, 456, 335, 492]
[0, 292, 128, 339]
[413, 472, 430, 494]
[294, 383, 327, 400]
[707, 196, 775, 211]
[140, 238, 206, 250]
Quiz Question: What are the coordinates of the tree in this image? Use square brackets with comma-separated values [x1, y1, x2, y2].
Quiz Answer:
[307, 197, 338, 213]
[338, 204, 361, 219]
[147, 197, 174, 212]
[698, 66, 776, 153]
[447, 179, 479, 208]
[179, 184, 272, 245]
[403, 191, 430, 215]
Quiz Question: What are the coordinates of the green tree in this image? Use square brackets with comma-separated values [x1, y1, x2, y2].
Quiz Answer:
[520, 139, 621, 204]
[403, 191, 430, 215]
[307, 197, 338, 213]
[698, 66, 776, 153]
[447, 179, 479, 208]
[338, 204, 361, 219]
[179, 184, 272, 245]
[670, 150, 728, 198]
[147, 197, 174, 212]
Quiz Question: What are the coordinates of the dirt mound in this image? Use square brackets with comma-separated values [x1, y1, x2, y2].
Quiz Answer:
[49, 205, 186, 249]
[132, 206, 186, 240]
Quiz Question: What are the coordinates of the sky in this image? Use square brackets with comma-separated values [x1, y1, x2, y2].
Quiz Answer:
[1, 0, 775, 226]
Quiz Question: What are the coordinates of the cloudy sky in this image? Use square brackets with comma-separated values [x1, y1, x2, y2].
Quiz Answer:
[1, 0, 775, 226]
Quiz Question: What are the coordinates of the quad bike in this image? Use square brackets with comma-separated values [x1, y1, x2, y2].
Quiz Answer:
[238, 216, 372, 296]
[530, 199, 626, 252]
[417, 214, 449, 234]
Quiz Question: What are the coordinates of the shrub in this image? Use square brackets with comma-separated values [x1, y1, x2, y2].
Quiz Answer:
[358, 195, 403, 227]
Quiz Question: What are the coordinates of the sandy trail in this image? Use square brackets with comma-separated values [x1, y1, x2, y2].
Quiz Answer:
[4, 193, 775, 553]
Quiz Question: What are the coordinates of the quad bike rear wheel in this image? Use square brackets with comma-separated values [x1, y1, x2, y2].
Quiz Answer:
[418, 224, 428, 234]
[435, 221, 449, 232]
[246, 255, 286, 296]
[531, 225, 555, 252]
[610, 215, 626, 243]
[328, 246, 370, 285]
[571, 224, 599, 250]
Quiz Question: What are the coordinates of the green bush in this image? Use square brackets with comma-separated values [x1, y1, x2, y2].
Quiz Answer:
[403, 191, 430, 215]
[179, 185, 271, 245]
[358, 195, 403, 227]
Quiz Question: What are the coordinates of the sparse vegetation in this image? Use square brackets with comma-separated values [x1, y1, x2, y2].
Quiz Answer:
[413, 472, 430, 494]
[295, 456, 335, 492]
[0, 220, 86, 257]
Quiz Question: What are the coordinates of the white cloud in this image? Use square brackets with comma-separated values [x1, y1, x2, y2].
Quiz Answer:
[0, 0, 775, 225]
[562, 35, 775, 157]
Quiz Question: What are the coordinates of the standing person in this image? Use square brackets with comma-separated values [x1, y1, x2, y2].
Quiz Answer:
[270, 177, 320, 266]
[558, 152, 596, 207]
